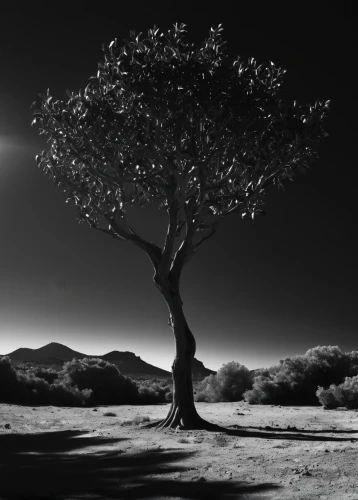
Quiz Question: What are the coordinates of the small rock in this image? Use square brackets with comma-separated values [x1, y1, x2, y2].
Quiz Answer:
[93, 409, 98, 411]
[4, 424, 11, 429]
[191, 476, 206, 481]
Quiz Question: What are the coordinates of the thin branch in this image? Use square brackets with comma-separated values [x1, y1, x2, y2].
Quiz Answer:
[88, 219, 127, 240]
[194, 223, 218, 250]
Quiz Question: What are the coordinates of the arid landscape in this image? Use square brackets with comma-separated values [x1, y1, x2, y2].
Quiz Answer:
[1, 401, 357, 499]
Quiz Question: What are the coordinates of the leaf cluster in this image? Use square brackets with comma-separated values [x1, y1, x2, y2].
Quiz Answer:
[31, 23, 330, 274]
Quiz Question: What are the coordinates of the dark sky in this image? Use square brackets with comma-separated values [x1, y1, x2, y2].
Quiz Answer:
[0, 1, 356, 372]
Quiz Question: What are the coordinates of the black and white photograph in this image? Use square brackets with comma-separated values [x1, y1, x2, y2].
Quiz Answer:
[0, 1, 356, 498]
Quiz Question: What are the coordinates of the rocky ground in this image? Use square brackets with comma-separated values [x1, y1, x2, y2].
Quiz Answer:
[0, 401, 357, 499]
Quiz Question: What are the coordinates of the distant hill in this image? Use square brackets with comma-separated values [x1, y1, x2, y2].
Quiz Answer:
[7, 343, 85, 362]
[3, 342, 216, 379]
[100, 350, 171, 377]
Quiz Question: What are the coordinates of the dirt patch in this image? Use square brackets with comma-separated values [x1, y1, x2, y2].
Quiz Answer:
[0, 402, 357, 499]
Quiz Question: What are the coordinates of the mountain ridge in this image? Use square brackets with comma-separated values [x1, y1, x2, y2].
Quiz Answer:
[2, 342, 217, 378]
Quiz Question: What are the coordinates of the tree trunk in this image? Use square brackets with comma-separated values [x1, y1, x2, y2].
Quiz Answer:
[148, 275, 220, 431]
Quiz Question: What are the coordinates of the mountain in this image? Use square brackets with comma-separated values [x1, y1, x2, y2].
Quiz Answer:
[3, 342, 216, 379]
[100, 350, 170, 377]
[192, 358, 216, 379]
[7, 343, 85, 362]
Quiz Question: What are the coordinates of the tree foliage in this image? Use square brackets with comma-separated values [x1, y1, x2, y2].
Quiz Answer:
[31, 23, 330, 275]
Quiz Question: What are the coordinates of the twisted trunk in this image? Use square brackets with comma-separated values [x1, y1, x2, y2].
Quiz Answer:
[148, 274, 218, 431]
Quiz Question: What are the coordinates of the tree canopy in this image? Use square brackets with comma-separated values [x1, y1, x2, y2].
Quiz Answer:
[31, 23, 330, 277]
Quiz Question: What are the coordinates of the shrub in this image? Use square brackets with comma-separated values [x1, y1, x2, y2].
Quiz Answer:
[177, 438, 190, 444]
[16, 364, 59, 384]
[0, 356, 91, 406]
[316, 375, 358, 409]
[136, 381, 172, 404]
[0, 357, 20, 402]
[348, 351, 358, 377]
[243, 346, 353, 406]
[132, 415, 150, 424]
[60, 357, 139, 405]
[47, 380, 91, 406]
[122, 415, 150, 426]
[194, 361, 253, 403]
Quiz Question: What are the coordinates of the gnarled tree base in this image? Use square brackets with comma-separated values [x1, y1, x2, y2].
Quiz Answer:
[141, 403, 223, 431]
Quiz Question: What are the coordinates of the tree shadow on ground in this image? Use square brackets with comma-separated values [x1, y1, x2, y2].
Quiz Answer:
[0, 429, 282, 499]
[225, 425, 358, 442]
[144, 419, 358, 443]
[233, 425, 358, 434]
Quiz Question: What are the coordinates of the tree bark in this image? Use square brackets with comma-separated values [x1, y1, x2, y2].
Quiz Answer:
[147, 274, 220, 431]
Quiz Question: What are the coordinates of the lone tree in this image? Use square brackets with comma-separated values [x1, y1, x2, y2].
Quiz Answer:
[31, 23, 330, 430]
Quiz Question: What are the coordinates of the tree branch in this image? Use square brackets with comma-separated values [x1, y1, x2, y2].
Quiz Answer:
[79, 194, 163, 269]
[159, 175, 180, 275]
[87, 219, 127, 240]
[108, 214, 162, 268]
[194, 223, 218, 250]
[169, 198, 197, 285]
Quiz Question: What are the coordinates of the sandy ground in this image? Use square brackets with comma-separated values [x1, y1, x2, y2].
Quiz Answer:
[0, 401, 357, 499]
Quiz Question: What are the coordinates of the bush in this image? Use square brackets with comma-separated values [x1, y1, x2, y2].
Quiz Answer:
[348, 351, 358, 377]
[243, 346, 353, 406]
[136, 380, 172, 404]
[16, 364, 59, 384]
[194, 361, 253, 403]
[122, 415, 150, 426]
[0, 356, 91, 406]
[60, 357, 140, 405]
[0, 356, 25, 403]
[316, 375, 358, 409]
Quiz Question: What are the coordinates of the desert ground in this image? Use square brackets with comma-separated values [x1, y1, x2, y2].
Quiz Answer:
[0, 401, 357, 499]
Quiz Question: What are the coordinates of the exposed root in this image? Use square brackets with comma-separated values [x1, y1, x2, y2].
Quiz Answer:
[140, 413, 223, 432]
[140, 419, 164, 429]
